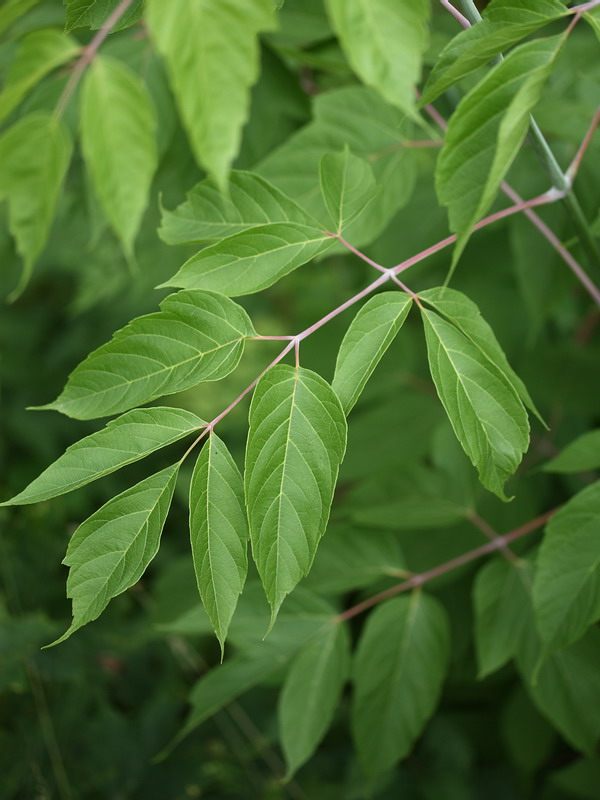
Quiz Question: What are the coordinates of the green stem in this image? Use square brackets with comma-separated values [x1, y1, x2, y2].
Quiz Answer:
[457, 0, 600, 277]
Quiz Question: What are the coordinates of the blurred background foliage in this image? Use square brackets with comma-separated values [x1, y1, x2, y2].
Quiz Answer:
[1, 1, 600, 798]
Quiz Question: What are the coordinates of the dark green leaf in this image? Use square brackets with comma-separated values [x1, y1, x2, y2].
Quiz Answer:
[64, 0, 144, 32]
[544, 430, 600, 473]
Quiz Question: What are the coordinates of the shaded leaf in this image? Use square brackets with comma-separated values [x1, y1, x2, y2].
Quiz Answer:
[189, 433, 249, 651]
[0, 0, 41, 35]
[319, 147, 377, 233]
[163, 222, 331, 296]
[422, 0, 569, 104]
[0, 113, 72, 298]
[80, 55, 158, 259]
[245, 365, 347, 619]
[473, 557, 534, 678]
[333, 291, 412, 414]
[421, 308, 529, 500]
[51, 463, 179, 645]
[279, 621, 350, 777]
[64, 0, 144, 32]
[544, 430, 600, 473]
[325, 0, 430, 118]
[0, 29, 79, 123]
[352, 592, 450, 776]
[146, 0, 276, 189]
[436, 36, 565, 268]
[40, 290, 255, 420]
[159, 170, 318, 246]
[533, 481, 600, 652]
[2, 407, 205, 506]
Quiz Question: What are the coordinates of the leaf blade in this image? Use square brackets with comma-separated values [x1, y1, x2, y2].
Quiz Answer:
[319, 148, 377, 234]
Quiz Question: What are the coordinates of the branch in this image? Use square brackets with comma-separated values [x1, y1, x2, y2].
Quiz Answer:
[54, 0, 136, 117]
[336, 509, 557, 622]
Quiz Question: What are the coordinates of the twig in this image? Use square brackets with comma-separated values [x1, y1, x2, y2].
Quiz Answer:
[336, 509, 556, 622]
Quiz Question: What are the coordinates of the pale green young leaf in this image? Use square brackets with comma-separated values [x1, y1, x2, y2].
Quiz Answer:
[80, 55, 158, 259]
[421, 308, 529, 500]
[436, 36, 565, 269]
[422, 0, 569, 104]
[0, 113, 72, 298]
[64, 0, 144, 32]
[332, 291, 412, 414]
[189, 433, 249, 651]
[0, 0, 40, 34]
[146, 0, 276, 190]
[257, 86, 418, 249]
[163, 222, 332, 296]
[0, 29, 79, 123]
[1, 407, 205, 507]
[159, 170, 318, 246]
[245, 365, 347, 619]
[517, 627, 600, 754]
[420, 287, 544, 424]
[544, 430, 600, 473]
[51, 463, 179, 646]
[319, 148, 377, 234]
[279, 621, 350, 777]
[474, 557, 535, 678]
[352, 593, 450, 776]
[325, 0, 430, 119]
[39, 290, 255, 420]
[533, 481, 600, 653]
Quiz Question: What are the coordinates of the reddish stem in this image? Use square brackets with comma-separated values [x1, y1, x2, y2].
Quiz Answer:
[336, 509, 557, 622]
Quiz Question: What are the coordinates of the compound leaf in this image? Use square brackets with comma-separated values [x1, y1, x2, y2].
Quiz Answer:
[163, 222, 331, 296]
[51, 463, 179, 645]
[189, 433, 249, 651]
[245, 365, 347, 620]
[2, 407, 205, 506]
[352, 592, 450, 776]
[40, 290, 255, 420]
[422, 308, 529, 500]
[333, 291, 412, 414]
[325, 0, 430, 119]
[80, 55, 158, 259]
[159, 170, 318, 246]
[146, 0, 276, 190]
[279, 621, 350, 777]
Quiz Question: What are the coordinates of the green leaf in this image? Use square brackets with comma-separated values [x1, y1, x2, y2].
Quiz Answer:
[257, 86, 417, 249]
[353, 497, 469, 531]
[189, 433, 249, 651]
[544, 430, 600, 473]
[583, 7, 600, 41]
[332, 291, 412, 414]
[159, 170, 318, 246]
[1, 407, 205, 506]
[0, 113, 72, 298]
[51, 463, 179, 645]
[0, 29, 79, 123]
[517, 627, 600, 754]
[436, 35, 565, 269]
[319, 147, 377, 233]
[80, 55, 158, 259]
[352, 592, 450, 776]
[421, 0, 569, 105]
[420, 287, 543, 424]
[40, 290, 255, 420]
[0, 0, 41, 35]
[473, 557, 535, 678]
[533, 481, 600, 653]
[163, 222, 332, 296]
[325, 0, 430, 118]
[245, 365, 347, 619]
[146, 0, 276, 190]
[279, 621, 350, 777]
[421, 308, 529, 500]
[64, 0, 144, 32]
